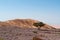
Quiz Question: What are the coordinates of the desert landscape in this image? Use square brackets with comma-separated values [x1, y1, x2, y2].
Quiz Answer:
[0, 0, 60, 40]
[0, 19, 60, 40]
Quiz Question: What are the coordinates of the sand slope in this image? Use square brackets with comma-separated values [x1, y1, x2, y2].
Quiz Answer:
[0, 19, 55, 29]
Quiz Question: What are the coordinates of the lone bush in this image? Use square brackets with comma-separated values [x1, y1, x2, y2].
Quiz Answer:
[33, 22, 45, 30]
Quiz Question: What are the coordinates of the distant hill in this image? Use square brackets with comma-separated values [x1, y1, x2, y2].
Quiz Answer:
[0, 19, 55, 29]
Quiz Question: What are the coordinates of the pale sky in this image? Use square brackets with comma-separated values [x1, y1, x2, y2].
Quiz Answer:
[0, 0, 60, 28]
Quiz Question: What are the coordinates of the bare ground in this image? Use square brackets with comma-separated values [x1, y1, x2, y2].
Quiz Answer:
[0, 26, 60, 40]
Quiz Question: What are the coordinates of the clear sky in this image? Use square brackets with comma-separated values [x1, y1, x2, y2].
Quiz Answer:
[0, 0, 60, 27]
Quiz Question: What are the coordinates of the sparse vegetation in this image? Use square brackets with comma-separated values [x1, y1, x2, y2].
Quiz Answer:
[33, 22, 45, 30]
[0, 19, 59, 40]
[33, 36, 43, 40]
[32, 31, 37, 34]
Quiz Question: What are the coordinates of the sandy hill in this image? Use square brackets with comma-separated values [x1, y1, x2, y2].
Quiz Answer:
[0, 19, 59, 40]
[0, 19, 55, 29]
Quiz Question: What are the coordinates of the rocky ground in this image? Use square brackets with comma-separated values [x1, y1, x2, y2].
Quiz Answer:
[0, 26, 60, 40]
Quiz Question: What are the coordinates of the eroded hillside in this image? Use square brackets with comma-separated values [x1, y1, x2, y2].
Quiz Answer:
[0, 19, 55, 29]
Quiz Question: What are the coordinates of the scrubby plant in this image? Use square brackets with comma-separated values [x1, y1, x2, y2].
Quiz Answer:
[0, 37, 4, 40]
[33, 22, 45, 30]
[32, 31, 37, 34]
[33, 36, 43, 40]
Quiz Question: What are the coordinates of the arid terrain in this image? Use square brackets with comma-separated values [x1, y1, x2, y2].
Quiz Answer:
[0, 19, 60, 40]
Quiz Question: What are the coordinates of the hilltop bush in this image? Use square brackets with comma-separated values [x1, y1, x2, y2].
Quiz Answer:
[33, 22, 45, 30]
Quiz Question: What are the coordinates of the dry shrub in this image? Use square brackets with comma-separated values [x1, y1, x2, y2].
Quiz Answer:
[0, 37, 4, 40]
[33, 36, 43, 40]
[32, 31, 37, 34]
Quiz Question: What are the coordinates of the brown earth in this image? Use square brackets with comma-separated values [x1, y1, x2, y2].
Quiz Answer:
[0, 26, 60, 40]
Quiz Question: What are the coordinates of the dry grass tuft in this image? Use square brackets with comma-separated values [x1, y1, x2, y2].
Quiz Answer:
[33, 36, 43, 40]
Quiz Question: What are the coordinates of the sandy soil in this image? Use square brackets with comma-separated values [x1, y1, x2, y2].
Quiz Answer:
[0, 26, 60, 40]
